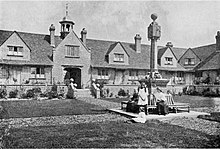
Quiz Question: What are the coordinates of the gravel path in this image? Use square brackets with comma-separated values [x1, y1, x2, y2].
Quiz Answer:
[161, 116, 220, 135]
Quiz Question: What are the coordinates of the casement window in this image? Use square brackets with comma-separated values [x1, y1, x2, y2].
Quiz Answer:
[0, 67, 8, 79]
[97, 69, 109, 79]
[195, 71, 203, 78]
[114, 53, 124, 62]
[129, 70, 138, 80]
[66, 45, 79, 57]
[31, 67, 45, 79]
[184, 58, 195, 65]
[8, 46, 23, 56]
[165, 57, 173, 65]
[176, 71, 185, 83]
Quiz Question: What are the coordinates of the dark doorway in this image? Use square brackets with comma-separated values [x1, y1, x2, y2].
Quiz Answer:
[64, 68, 81, 89]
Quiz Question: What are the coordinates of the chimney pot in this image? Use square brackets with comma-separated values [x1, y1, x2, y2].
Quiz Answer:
[134, 34, 142, 53]
[49, 24, 55, 48]
[166, 42, 173, 47]
[81, 28, 87, 45]
[216, 31, 220, 51]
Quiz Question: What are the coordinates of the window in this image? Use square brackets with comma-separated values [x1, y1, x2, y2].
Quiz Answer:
[184, 58, 195, 65]
[97, 69, 109, 79]
[165, 57, 173, 65]
[66, 45, 79, 57]
[0, 67, 8, 79]
[31, 67, 45, 78]
[129, 70, 138, 80]
[114, 53, 124, 62]
[177, 71, 185, 83]
[195, 71, 202, 78]
[8, 46, 23, 56]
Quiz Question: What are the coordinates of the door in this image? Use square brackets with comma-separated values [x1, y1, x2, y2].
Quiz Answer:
[65, 68, 81, 89]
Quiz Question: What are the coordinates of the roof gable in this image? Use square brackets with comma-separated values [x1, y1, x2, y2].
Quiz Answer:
[179, 48, 201, 62]
[106, 42, 129, 56]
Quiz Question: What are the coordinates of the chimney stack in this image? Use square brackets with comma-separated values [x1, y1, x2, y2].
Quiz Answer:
[216, 31, 220, 51]
[49, 24, 55, 47]
[166, 42, 173, 47]
[134, 34, 141, 53]
[81, 28, 87, 45]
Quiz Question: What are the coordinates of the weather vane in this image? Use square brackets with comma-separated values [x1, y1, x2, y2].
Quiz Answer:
[66, 2, 69, 16]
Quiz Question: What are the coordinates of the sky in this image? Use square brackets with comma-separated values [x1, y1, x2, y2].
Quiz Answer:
[1, 1, 220, 48]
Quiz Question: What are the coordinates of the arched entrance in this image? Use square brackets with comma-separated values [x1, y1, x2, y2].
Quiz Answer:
[64, 67, 81, 89]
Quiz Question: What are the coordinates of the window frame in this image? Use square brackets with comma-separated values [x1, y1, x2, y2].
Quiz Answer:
[65, 45, 80, 58]
[129, 70, 138, 80]
[7, 45, 23, 57]
[165, 57, 173, 65]
[30, 67, 45, 79]
[114, 53, 125, 62]
[97, 69, 109, 79]
[184, 58, 195, 65]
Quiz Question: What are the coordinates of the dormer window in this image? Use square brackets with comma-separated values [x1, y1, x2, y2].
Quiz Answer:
[7, 46, 23, 56]
[114, 53, 124, 62]
[184, 58, 195, 65]
[165, 57, 173, 65]
[65, 45, 79, 57]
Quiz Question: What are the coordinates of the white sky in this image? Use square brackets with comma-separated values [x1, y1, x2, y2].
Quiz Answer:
[1, 1, 220, 48]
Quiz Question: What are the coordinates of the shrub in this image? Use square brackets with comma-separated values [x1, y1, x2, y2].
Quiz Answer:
[9, 90, 18, 98]
[26, 87, 42, 99]
[0, 87, 7, 99]
[118, 88, 127, 97]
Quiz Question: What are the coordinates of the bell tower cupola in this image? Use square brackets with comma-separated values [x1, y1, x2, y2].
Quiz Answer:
[59, 3, 74, 39]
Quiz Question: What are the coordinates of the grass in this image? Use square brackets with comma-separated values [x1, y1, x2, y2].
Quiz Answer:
[0, 99, 106, 119]
[6, 120, 220, 148]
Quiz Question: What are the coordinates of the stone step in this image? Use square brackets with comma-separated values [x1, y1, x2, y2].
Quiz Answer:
[75, 89, 93, 98]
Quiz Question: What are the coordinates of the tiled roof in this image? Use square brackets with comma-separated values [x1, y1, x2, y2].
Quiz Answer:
[158, 47, 167, 59]
[0, 30, 62, 65]
[192, 44, 216, 61]
[158, 63, 186, 71]
[194, 51, 220, 70]
[171, 47, 187, 60]
[87, 38, 186, 71]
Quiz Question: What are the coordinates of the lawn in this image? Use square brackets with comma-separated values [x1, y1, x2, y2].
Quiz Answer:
[6, 120, 220, 148]
[0, 99, 106, 119]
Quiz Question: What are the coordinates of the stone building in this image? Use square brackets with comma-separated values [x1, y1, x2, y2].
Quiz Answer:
[1, 10, 220, 88]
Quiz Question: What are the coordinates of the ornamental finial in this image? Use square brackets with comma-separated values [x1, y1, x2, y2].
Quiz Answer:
[151, 13, 158, 21]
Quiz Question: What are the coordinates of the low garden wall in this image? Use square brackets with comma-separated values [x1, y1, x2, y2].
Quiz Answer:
[103, 84, 184, 97]
[0, 84, 68, 95]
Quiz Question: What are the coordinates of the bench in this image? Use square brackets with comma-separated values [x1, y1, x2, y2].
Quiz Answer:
[121, 94, 190, 115]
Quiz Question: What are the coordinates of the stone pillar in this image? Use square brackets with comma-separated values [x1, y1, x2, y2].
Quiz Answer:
[148, 13, 161, 74]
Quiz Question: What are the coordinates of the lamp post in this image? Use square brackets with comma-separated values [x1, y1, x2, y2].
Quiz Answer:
[147, 13, 161, 94]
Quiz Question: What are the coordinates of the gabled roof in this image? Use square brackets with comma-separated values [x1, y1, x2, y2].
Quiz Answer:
[171, 47, 187, 60]
[192, 44, 216, 61]
[0, 30, 63, 66]
[178, 48, 201, 62]
[194, 51, 220, 71]
[87, 38, 186, 71]
[158, 47, 167, 59]
[105, 42, 129, 56]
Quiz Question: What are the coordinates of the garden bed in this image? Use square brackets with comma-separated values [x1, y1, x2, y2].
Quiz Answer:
[0, 99, 106, 119]
[5, 120, 220, 148]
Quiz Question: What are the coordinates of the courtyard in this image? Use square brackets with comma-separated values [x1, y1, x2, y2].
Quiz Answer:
[0, 95, 219, 148]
